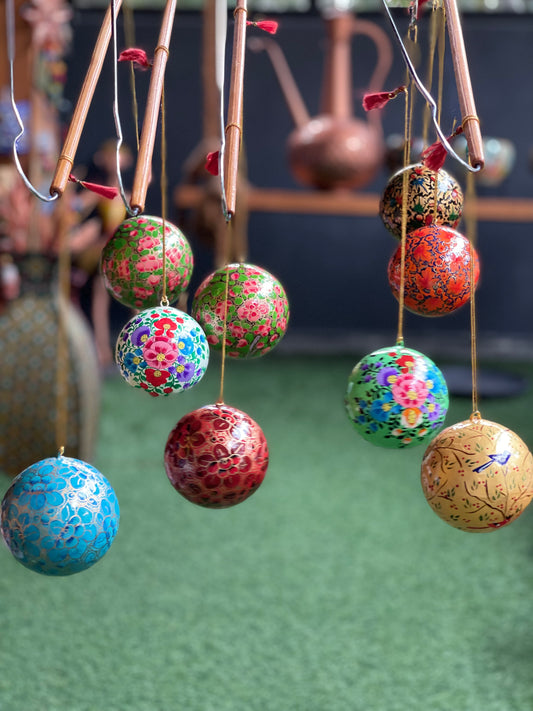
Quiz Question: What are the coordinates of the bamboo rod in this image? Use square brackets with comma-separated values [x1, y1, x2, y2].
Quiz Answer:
[130, 0, 177, 214]
[223, 0, 247, 218]
[443, 0, 484, 170]
[50, 0, 123, 197]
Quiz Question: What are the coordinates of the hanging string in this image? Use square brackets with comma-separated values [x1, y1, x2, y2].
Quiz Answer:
[436, 3, 446, 129]
[422, 3, 439, 145]
[217, 257, 232, 405]
[5, 0, 58, 203]
[111, 0, 138, 216]
[55, 200, 71, 453]
[122, 0, 141, 151]
[431, 4, 447, 224]
[396, 84, 412, 347]
[381, 0, 479, 173]
[466, 169, 480, 419]
[160, 83, 169, 307]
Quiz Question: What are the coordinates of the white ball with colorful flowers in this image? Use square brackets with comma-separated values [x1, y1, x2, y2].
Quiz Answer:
[115, 306, 209, 397]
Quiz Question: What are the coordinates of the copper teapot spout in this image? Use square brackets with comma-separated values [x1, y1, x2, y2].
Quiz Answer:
[248, 36, 310, 130]
[249, 12, 393, 191]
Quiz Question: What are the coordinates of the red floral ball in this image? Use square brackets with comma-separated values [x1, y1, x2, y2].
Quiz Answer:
[164, 404, 269, 509]
[388, 224, 480, 316]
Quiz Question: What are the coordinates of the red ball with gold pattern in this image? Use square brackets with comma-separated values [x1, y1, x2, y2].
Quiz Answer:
[164, 404, 269, 509]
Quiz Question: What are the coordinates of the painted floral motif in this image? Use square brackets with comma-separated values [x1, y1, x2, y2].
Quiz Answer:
[191, 263, 289, 358]
[388, 224, 480, 317]
[344, 345, 449, 448]
[379, 163, 464, 239]
[164, 404, 269, 508]
[115, 306, 209, 397]
[421, 418, 533, 532]
[100, 215, 193, 309]
[1, 454, 120, 576]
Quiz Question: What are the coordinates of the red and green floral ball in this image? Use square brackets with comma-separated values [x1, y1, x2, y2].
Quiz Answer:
[379, 163, 463, 239]
[164, 403, 269, 508]
[191, 263, 289, 358]
[345, 345, 449, 448]
[100, 215, 193, 309]
[388, 224, 480, 316]
[115, 306, 209, 397]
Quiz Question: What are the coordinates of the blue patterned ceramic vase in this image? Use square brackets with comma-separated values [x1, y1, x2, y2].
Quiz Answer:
[345, 345, 449, 448]
[1, 454, 120, 576]
[115, 306, 209, 397]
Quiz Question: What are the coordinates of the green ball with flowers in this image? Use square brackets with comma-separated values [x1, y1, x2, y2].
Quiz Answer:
[345, 345, 449, 448]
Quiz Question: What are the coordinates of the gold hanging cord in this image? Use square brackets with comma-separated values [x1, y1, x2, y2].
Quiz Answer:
[130, 0, 177, 214]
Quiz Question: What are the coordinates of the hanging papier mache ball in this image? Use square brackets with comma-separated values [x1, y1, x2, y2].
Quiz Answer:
[388, 224, 480, 317]
[115, 306, 209, 396]
[164, 403, 269, 508]
[100, 215, 193, 309]
[345, 344, 449, 448]
[421, 417, 533, 532]
[191, 263, 289, 358]
[1, 453, 120, 576]
[379, 163, 463, 239]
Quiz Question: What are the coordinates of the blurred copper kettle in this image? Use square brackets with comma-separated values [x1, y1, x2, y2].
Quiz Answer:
[250, 11, 393, 191]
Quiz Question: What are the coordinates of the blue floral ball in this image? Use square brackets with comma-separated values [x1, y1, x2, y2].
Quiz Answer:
[115, 306, 210, 397]
[1, 454, 120, 576]
[345, 344, 449, 448]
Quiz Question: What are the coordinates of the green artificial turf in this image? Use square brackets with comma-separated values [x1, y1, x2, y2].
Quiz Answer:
[1, 354, 533, 711]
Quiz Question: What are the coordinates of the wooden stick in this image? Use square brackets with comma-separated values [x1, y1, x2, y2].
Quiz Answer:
[443, 0, 484, 169]
[50, 0, 123, 197]
[223, 0, 247, 217]
[130, 0, 177, 214]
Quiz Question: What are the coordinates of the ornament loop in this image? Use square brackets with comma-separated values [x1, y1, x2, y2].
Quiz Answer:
[470, 410, 482, 423]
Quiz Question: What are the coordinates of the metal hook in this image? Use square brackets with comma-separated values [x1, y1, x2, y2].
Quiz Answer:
[6, 0, 59, 203]
[110, 0, 138, 217]
[381, 0, 480, 173]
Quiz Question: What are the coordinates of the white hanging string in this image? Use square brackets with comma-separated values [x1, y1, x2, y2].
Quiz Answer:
[110, 0, 138, 216]
[6, 0, 59, 203]
[381, 0, 480, 173]
[215, 0, 230, 221]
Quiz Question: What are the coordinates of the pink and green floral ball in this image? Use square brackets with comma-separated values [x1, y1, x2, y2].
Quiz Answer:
[115, 306, 209, 397]
[345, 345, 449, 448]
[191, 263, 289, 358]
[100, 215, 193, 309]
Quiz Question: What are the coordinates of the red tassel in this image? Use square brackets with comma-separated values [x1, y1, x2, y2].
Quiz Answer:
[246, 20, 278, 34]
[421, 126, 464, 172]
[118, 48, 151, 69]
[416, 0, 431, 18]
[68, 174, 119, 200]
[363, 86, 405, 111]
[205, 151, 220, 176]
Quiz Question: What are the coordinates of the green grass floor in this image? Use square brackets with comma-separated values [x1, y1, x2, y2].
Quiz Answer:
[1, 354, 533, 711]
